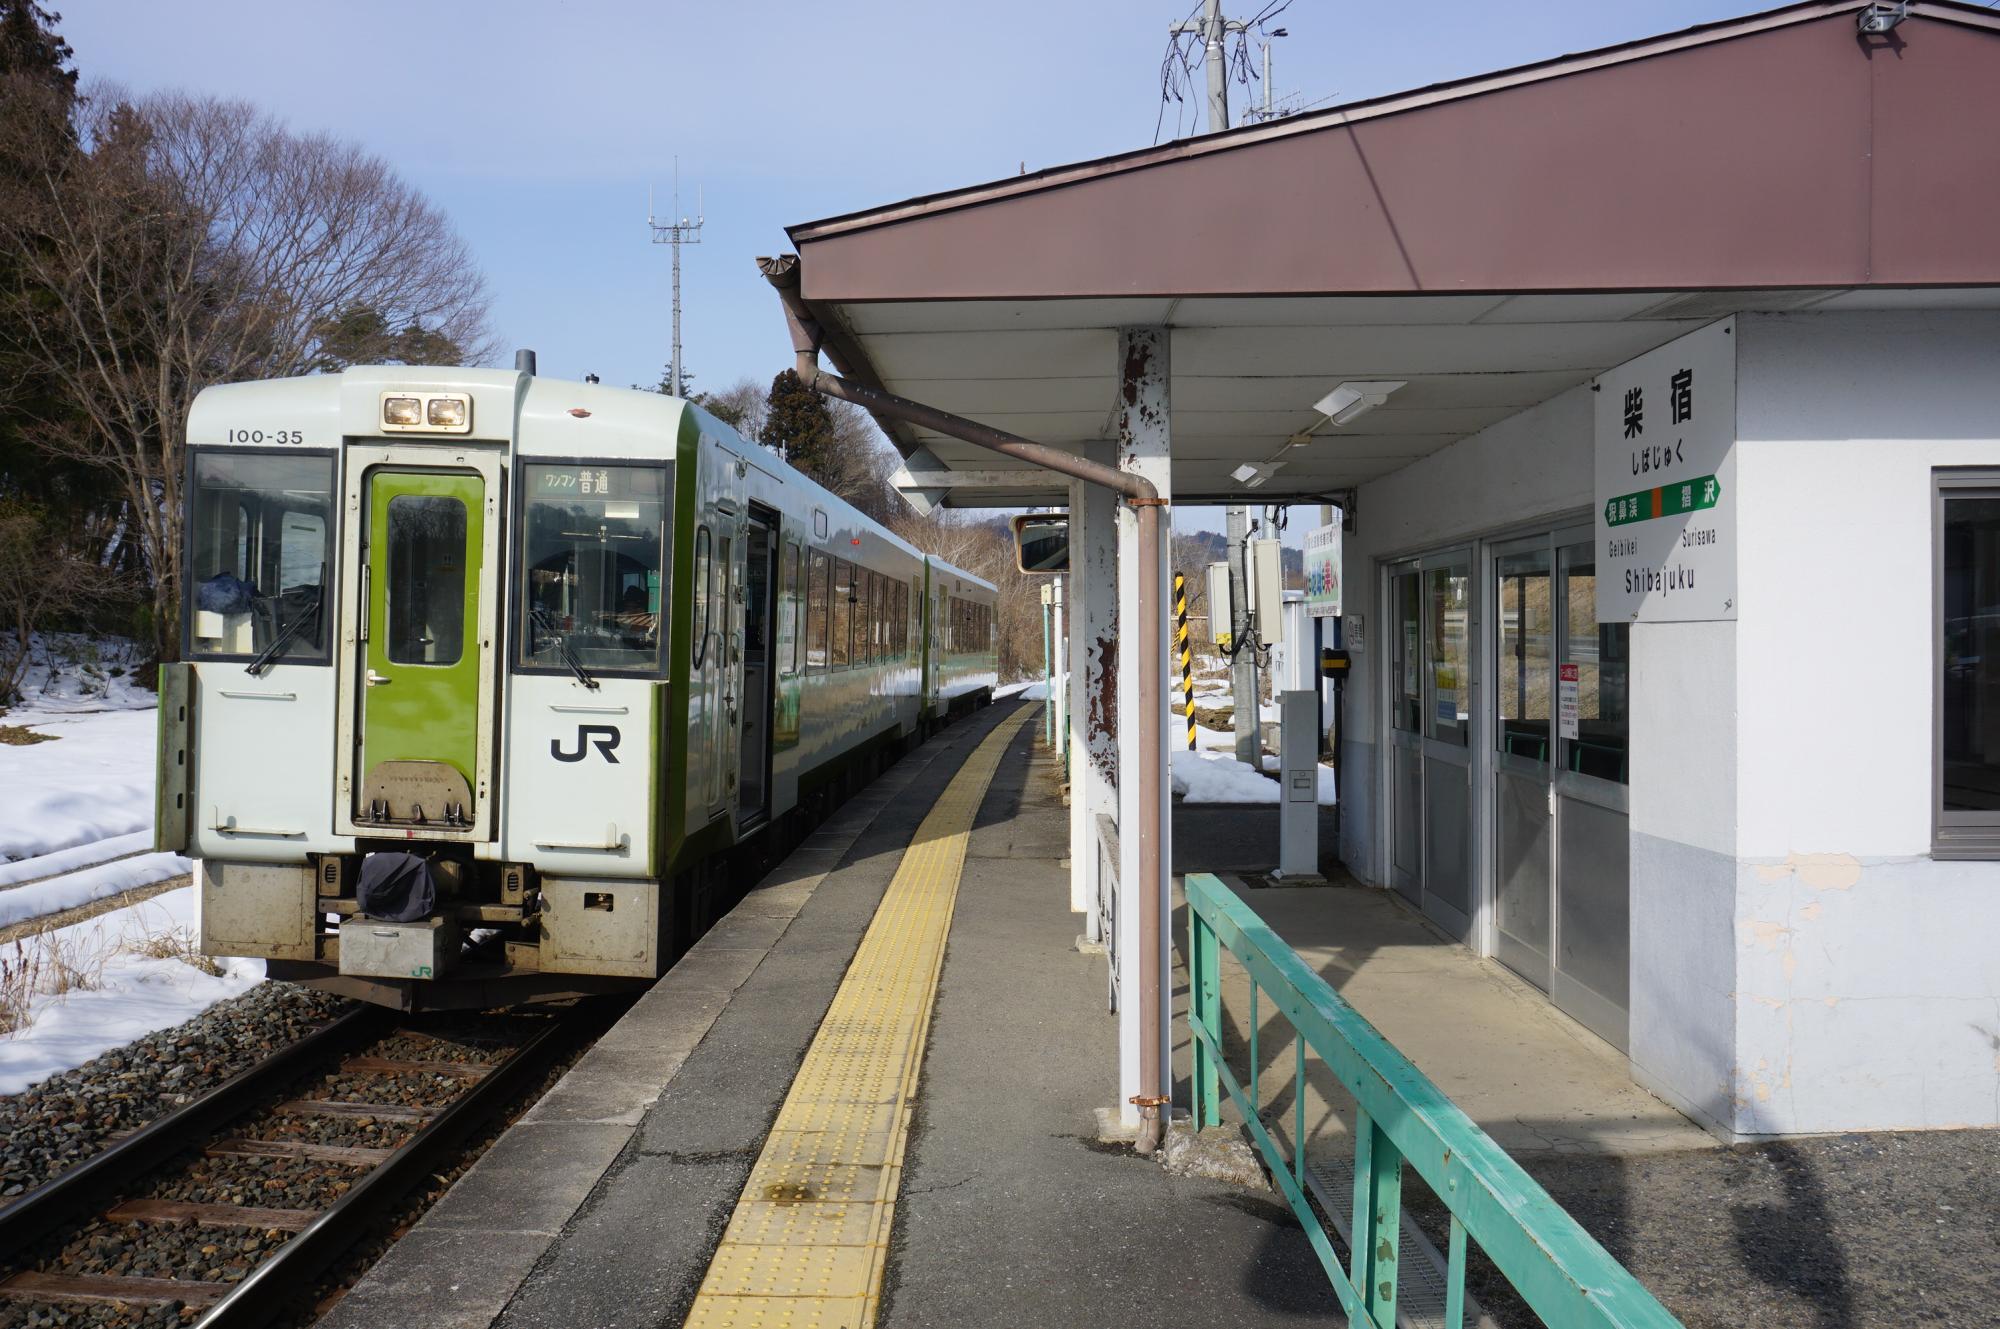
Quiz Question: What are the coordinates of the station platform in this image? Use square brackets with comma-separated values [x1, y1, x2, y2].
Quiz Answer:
[320, 699, 1707, 1329]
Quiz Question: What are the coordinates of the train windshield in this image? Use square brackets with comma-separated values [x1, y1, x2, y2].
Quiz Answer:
[186, 450, 335, 661]
[519, 462, 672, 673]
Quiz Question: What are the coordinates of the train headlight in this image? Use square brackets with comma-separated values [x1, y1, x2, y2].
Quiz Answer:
[427, 397, 467, 428]
[383, 396, 422, 427]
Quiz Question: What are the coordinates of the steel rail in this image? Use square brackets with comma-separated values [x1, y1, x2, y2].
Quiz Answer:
[194, 1008, 583, 1329]
[0, 1005, 389, 1253]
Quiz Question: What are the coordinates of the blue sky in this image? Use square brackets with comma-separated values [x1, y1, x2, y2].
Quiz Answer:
[63, 0, 1751, 535]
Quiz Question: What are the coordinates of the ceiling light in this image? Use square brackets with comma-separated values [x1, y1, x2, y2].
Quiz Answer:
[1232, 461, 1283, 489]
[1314, 380, 1407, 426]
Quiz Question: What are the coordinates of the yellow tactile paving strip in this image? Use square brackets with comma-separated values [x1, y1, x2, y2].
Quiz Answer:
[683, 708, 1035, 1329]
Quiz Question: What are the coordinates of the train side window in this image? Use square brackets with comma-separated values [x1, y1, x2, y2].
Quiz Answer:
[691, 525, 712, 669]
[830, 558, 852, 669]
[854, 569, 872, 665]
[782, 541, 802, 676]
[867, 571, 881, 662]
[807, 549, 829, 671]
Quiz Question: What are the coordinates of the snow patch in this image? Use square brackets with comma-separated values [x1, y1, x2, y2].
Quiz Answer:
[0, 852, 191, 928]
[0, 708, 159, 864]
[1173, 750, 1280, 803]
[995, 680, 1050, 701]
[0, 887, 263, 1095]
[0, 831, 152, 888]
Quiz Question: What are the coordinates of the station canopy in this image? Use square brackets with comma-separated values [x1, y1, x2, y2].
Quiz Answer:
[779, 0, 2000, 509]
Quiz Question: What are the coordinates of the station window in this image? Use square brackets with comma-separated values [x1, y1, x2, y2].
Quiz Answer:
[1390, 569, 1421, 733]
[518, 462, 671, 674]
[1425, 566, 1471, 747]
[807, 550, 829, 671]
[1559, 546, 1627, 784]
[1496, 548, 1553, 763]
[1937, 474, 2000, 856]
[186, 450, 335, 662]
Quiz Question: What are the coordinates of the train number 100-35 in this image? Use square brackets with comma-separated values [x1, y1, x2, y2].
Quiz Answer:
[226, 428, 305, 444]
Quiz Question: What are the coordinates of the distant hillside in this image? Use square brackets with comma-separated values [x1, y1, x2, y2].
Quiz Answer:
[1174, 529, 1306, 585]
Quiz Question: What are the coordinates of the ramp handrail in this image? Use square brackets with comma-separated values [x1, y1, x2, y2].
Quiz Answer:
[1183, 872, 1684, 1329]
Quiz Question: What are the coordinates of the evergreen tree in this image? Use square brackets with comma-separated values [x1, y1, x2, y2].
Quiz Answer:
[759, 368, 838, 488]
[0, 1, 89, 514]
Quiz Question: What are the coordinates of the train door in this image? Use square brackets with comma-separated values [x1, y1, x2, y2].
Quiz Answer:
[704, 502, 739, 818]
[338, 453, 501, 837]
[736, 507, 777, 826]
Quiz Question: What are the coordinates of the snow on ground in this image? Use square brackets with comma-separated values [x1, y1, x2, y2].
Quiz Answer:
[0, 887, 263, 1095]
[0, 830, 151, 888]
[994, 680, 1050, 700]
[0, 707, 160, 865]
[1173, 749, 1281, 803]
[0, 852, 191, 928]
[1183, 720, 1338, 804]
[4, 632, 155, 719]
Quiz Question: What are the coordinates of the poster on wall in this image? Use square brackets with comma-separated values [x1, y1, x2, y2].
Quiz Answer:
[1594, 317, 1737, 622]
[1304, 522, 1342, 619]
[1558, 663, 1580, 741]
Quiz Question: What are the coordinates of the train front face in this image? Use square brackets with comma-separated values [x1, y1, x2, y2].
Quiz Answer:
[164, 367, 691, 1007]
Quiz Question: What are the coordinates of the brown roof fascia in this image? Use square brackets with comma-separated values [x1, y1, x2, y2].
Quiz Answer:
[786, 0, 2000, 246]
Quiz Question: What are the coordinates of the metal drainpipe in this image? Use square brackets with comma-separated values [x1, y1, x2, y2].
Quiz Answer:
[758, 256, 1173, 1154]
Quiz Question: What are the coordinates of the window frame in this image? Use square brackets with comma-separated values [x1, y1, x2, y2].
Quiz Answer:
[384, 492, 469, 667]
[511, 455, 674, 681]
[182, 446, 340, 665]
[1934, 469, 2000, 858]
[691, 524, 713, 670]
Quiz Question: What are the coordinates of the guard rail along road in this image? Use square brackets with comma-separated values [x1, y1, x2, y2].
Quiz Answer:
[1183, 872, 1685, 1329]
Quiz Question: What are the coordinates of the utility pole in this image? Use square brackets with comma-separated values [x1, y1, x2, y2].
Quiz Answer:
[1174, 0, 1261, 765]
[647, 160, 703, 400]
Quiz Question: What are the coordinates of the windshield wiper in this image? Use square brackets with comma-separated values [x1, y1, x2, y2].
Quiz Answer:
[245, 584, 322, 677]
[532, 606, 599, 690]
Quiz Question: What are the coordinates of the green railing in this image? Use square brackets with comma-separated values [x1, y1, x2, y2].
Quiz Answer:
[1184, 872, 1684, 1329]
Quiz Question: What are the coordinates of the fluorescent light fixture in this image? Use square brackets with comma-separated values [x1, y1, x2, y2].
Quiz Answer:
[1232, 461, 1283, 489]
[1313, 380, 1406, 426]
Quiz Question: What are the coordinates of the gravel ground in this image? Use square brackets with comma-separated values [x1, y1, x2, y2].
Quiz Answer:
[0, 997, 619, 1329]
[1399, 1128, 2000, 1328]
[0, 981, 352, 1199]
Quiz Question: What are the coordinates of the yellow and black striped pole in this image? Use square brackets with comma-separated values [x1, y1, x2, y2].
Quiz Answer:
[1175, 572, 1195, 751]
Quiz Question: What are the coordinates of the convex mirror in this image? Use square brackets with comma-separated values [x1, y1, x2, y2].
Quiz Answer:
[1011, 513, 1070, 573]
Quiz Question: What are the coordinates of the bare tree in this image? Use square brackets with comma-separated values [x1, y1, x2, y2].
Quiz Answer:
[0, 86, 493, 660]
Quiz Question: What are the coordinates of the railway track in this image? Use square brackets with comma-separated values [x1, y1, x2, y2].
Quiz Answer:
[0, 1000, 605, 1326]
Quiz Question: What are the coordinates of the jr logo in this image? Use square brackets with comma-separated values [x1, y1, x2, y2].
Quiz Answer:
[552, 724, 621, 764]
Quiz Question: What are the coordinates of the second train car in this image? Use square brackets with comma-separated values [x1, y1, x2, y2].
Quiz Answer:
[158, 362, 998, 1007]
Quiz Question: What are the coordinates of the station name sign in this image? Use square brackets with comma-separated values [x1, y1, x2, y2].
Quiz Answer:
[1593, 318, 1737, 623]
[1304, 521, 1342, 619]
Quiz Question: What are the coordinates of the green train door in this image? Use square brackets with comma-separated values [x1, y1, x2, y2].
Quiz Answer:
[356, 469, 485, 827]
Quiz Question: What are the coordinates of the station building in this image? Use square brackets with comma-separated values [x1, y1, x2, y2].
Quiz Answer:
[774, 0, 2000, 1140]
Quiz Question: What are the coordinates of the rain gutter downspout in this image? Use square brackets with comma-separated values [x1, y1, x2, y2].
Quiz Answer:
[758, 255, 1172, 1155]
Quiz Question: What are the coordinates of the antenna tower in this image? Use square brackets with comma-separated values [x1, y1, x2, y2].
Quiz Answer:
[647, 160, 704, 399]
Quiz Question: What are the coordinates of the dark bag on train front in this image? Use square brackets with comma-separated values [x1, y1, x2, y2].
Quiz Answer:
[357, 852, 436, 923]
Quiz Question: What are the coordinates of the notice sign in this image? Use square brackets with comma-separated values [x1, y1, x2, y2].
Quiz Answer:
[1594, 318, 1737, 622]
[1304, 522, 1342, 618]
[1558, 663, 1580, 741]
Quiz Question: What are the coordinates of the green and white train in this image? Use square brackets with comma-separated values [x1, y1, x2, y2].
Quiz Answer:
[157, 363, 997, 1007]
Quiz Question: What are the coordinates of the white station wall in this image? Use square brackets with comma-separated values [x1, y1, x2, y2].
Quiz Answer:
[1341, 310, 2000, 1141]
[1727, 310, 2000, 1134]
